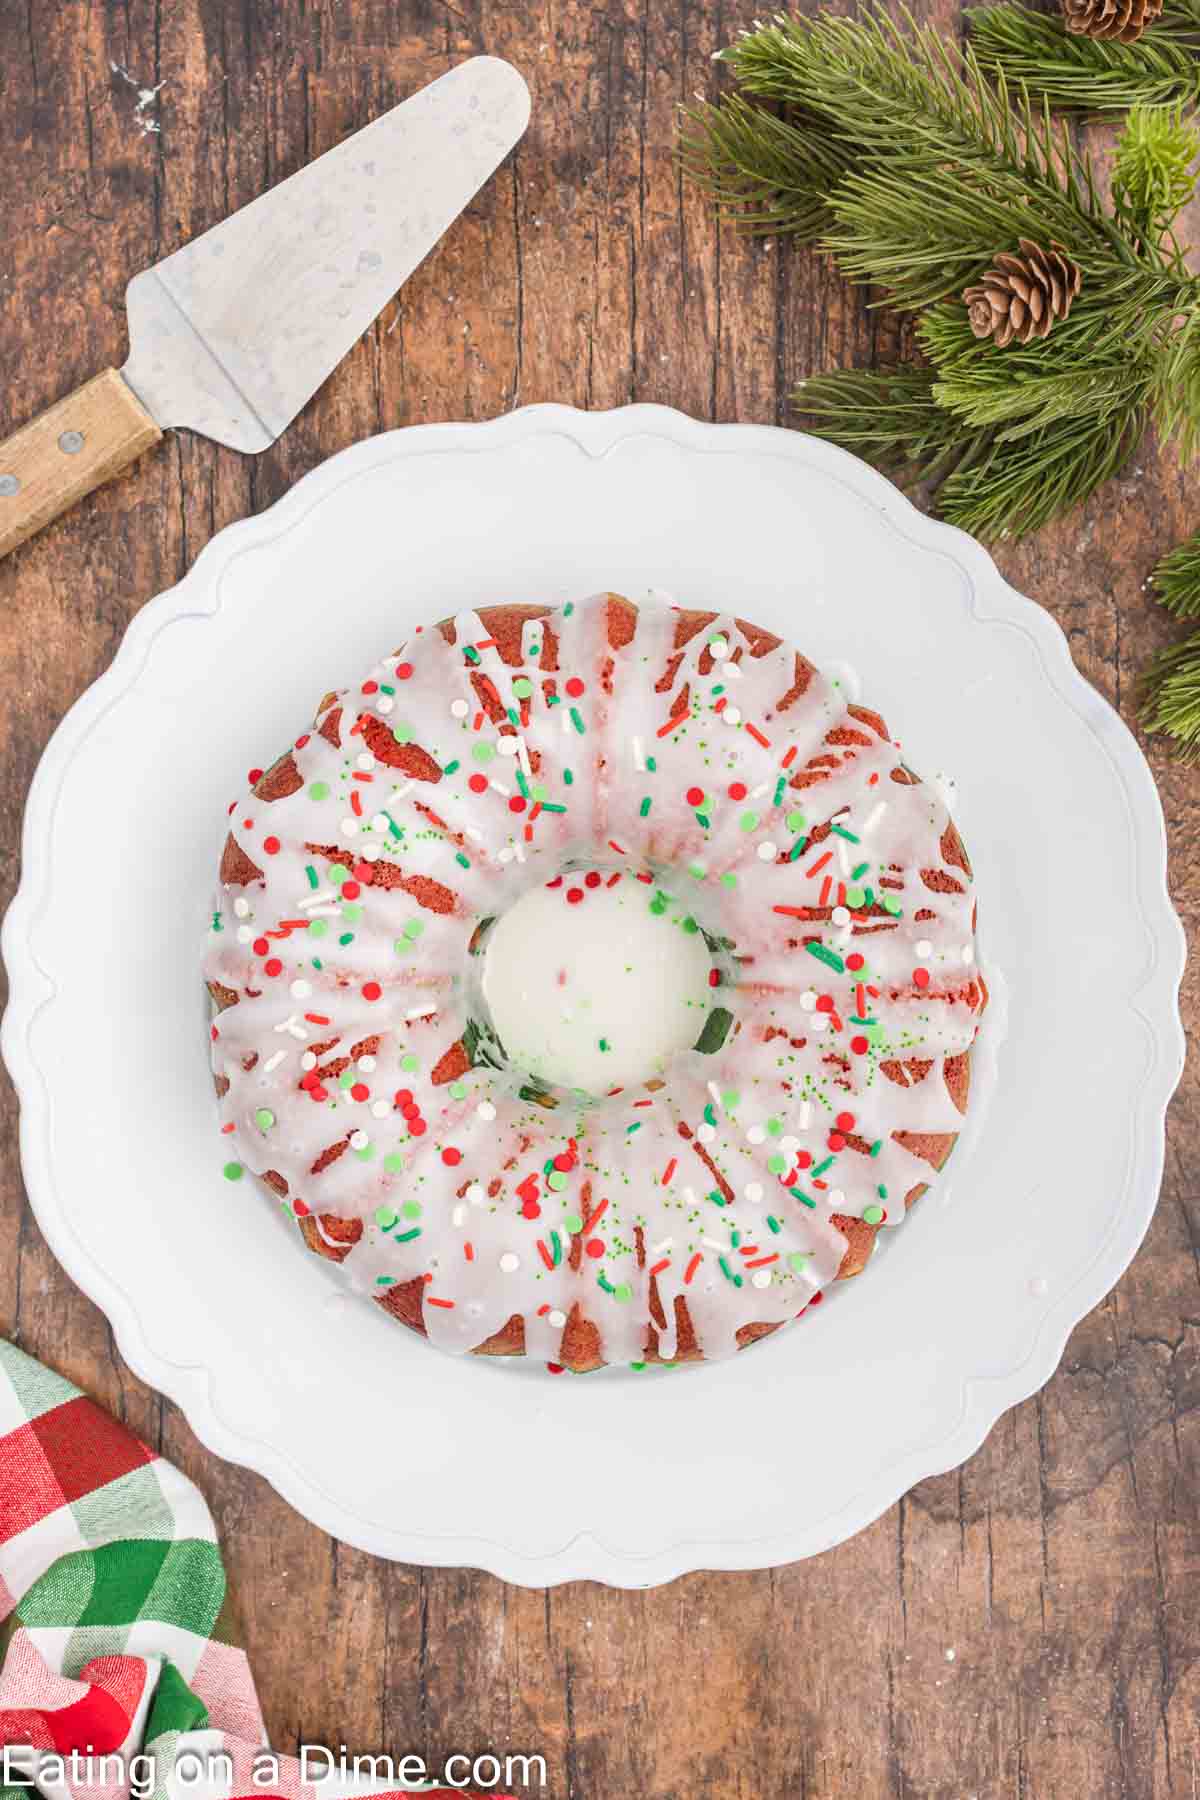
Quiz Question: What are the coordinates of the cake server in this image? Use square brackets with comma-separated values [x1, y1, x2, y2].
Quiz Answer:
[0, 56, 530, 562]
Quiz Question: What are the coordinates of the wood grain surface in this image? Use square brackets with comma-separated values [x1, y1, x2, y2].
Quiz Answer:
[0, 4, 1195, 1796]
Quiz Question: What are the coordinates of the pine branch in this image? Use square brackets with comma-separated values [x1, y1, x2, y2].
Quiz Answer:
[1141, 627, 1200, 757]
[677, 95, 848, 240]
[934, 401, 1145, 537]
[1150, 523, 1200, 614]
[967, 0, 1200, 112]
[794, 366, 993, 487]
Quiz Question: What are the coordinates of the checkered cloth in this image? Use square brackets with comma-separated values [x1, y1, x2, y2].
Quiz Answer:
[0, 1342, 497, 1800]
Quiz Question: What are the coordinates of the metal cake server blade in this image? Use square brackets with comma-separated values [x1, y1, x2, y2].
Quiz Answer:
[0, 56, 530, 558]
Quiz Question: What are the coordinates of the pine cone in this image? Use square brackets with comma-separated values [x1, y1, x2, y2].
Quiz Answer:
[962, 240, 1082, 349]
[1062, 0, 1162, 40]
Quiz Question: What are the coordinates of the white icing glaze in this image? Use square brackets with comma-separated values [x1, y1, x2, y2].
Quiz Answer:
[204, 594, 987, 1368]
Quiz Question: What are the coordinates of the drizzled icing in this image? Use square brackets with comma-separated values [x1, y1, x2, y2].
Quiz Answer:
[204, 594, 987, 1368]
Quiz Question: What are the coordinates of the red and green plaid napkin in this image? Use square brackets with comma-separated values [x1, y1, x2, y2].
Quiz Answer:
[0, 1341, 501, 1800]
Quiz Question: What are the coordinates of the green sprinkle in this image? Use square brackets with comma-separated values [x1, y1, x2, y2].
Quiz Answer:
[766, 1214, 782, 1234]
[375, 1206, 398, 1230]
[455, 851, 471, 869]
[392, 722, 413, 744]
[400, 1052, 419, 1073]
[694, 1007, 733, 1054]
[613, 1282, 633, 1303]
[442, 758, 460, 776]
[376, 1275, 396, 1287]
[254, 1108, 275, 1132]
[831, 824, 860, 842]
[640, 796, 652, 817]
[513, 676, 534, 698]
[308, 918, 328, 939]
[789, 1186, 817, 1209]
[563, 1212, 583, 1233]
[646, 754, 657, 771]
[383, 1153, 404, 1173]
[766, 1117, 783, 1137]
[721, 1088, 740, 1110]
[695, 813, 711, 830]
[463, 645, 481, 664]
[550, 1229, 563, 1266]
[402, 1199, 422, 1219]
[341, 902, 363, 922]
[806, 942, 845, 973]
[682, 915, 699, 933]
[773, 777, 786, 807]
[811, 1155, 834, 1178]
[308, 782, 329, 802]
[211, 912, 222, 933]
[707, 1188, 727, 1208]
[720, 871, 737, 888]
[870, 1140, 883, 1158]
[338, 932, 354, 946]
[563, 768, 574, 785]
[789, 837, 807, 861]
[846, 884, 866, 908]
[718, 1255, 743, 1287]
[788, 1251, 810, 1273]
[471, 742, 495, 765]
[329, 864, 347, 886]
[883, 893, 903, 915]
[597, 1273, 615, 1294]
[548, 1170, 567, 1191]
[541, 801, 568, 813]
[851, 860, 870, 880]
[384, 812, 403, 839]
[394, 1226, 422, 1243]
[598, 1038, 610, 1053]
[739, 811, 759, 833]
[878, 1184, 889, 1199]
[863, 1204, 885, 1225]
[515, 767, 531, 797]
[305, 864, 319, 888]
[449, 1080, 468, 1099]
[570, 707, 586, 734]
[627, 1121, 642, 1135]
[785, 809, 806, 833]
[767, 1154, 788, 1175]
[223, 1161, 243, 1181]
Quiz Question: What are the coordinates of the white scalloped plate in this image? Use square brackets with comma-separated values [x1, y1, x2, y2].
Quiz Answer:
[2, 406, 1185, 1585]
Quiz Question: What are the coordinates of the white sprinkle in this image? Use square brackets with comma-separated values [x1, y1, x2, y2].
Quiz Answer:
[683, 1186, 699, 1210]
[517, 737, 533, 779]
[799, 989, 817, 1011]
[233, 897, 250, 918]
[497, 846, 514, 864]
[780, 1135, 800, 1155]
[962, 944, 975, 964]
[747, 1124, 766, 1145]
[371, 1100, 390, 1119]
[389, 781, 416, 803]
[915, 938, 933, 958]
[450, 699, 470, 719]
[707, 1080, 722, 1109]
[356, 752, 376, 771]
[709, 635, 730, 659]
[632, 735, 646, 771]
[290, 979, 312, 1000]
[452, 1204, 467, 1227]
[861, 801, 887, 837]
[371, 812, 391, 832]
[651, 1237, 673, 1254]
[757, 841, 778, 862]
[752, 1269, 773, 1290]
[341, 817, 359, 837]
[465, 826, 484, 842]
[467, 1183, 487, 1205]
[489, 779, 512, 797]
[751, 782, 772, 799]
[810, 1013, 829, 1034]
[357, 1055, 377, 1071]
[406, 1003, 438, 1020]
[477, 1101, 496, 1121]
[548, 1308, 567, 1328]
[307, 906, 341, 919]
[299, 890, 337, 910]
[497, 733, 519, 756]
[828, 1189, 845, 1207]
[262, 1050, 287, 1074]
[298, 1045, 317, 1068]
[837, 839, 851, 874]
[696, 1122, 716, 1144]
[375, 697, 394, 715]
[724, 706, 742, 726]
[945, 1648, 956, 1663]
[798, 1100, 812, 1129]
[723, 660, 743, 681]
[349, 1130, 369, 1151]
[361, 842, 383, 862]
[744, 1181, 764, 1203]
[499, 1252, 520, 1273]
[832, 905, 851, 926]
[236, 925, 252, 944]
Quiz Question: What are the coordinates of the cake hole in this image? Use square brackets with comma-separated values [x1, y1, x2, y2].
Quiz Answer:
[480, 868, 714, 1097]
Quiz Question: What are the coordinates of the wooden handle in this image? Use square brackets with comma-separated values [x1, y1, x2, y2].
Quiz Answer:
[0, 369, 162, 561]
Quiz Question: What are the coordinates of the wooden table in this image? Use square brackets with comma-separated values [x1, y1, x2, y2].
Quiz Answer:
[1, 4, 1196, 1795]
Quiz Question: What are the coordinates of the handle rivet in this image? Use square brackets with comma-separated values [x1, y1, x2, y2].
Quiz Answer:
[58, 430, 85, 455]
[0, 474, 19, 497]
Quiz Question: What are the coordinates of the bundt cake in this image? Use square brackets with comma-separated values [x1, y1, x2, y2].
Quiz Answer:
[204, 593, 987, 1371]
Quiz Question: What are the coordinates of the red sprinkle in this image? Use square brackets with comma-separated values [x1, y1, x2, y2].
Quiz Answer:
[565, 677, 585, 697]
[835, 1111, 856, 1131]
[585, 870, 602, 888]
[247, 768, 263, 785]
[426, 1296, 455, 1309]
[585, 1238, 605, 1259]
[684, 1252, 702, 1284]
[509, 795, 527, 813]
[828, 1132, 846, 1152]
[914, 967, 931, 988]
[342, 881, 361, 900]
[264, 958, 283, 977]
[649, 1258, 671, 1278]
[253, 937, 269, 957]
[396, 663, 413, 680]
[851, 1035, 869, 1054]
[566, 887, 584, 904]
[661, 1158, 677, 1185]
[686, 785, 705, 806]
[351, 1083, 369, 1102]
[395, 1089, 413, 1106]
[846, 952, 865, 972]
[728, 781, 747, 800]
[362, 981, 382, 1002]
[263, 836, 280, 856]
[469, 773, 488, 794]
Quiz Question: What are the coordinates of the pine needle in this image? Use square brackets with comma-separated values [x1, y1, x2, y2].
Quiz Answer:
[681, 7, 1200, 540]
[967, 0, 1200, 113]
[1141, 627, 1200, 757]
[1151, 523, 1200, 615]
